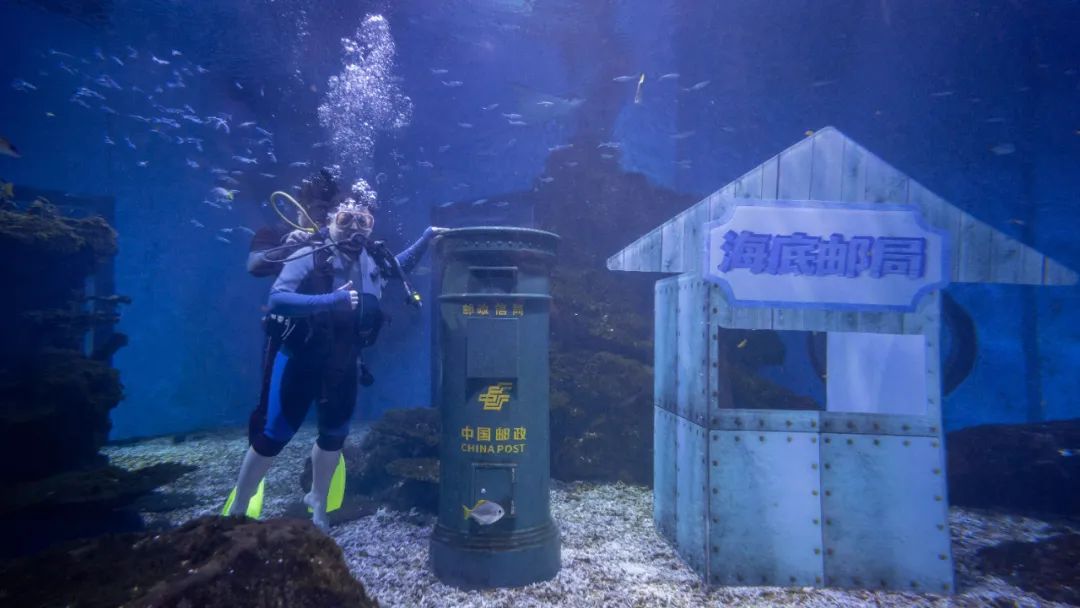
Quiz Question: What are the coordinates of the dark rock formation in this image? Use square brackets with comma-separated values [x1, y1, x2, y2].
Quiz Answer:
[535, 142, 697, 485]
[0, 515, 378, 608]
[302, 407, 440, 514]
[977, 532, 1080, 605]
[946, 418, 1080, 516]
[0, 204, 125, 482]
[0, 203, 180, 557]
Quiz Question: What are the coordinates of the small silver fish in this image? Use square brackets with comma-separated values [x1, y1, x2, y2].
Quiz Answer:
[930, 90, 954, 98]
[1059, 448, 1077, 458]
[215, 235, 231, 244]
[463, 499, 505, 525]
[442, 80, 464, 87]
[289, 161, 310, 168]
[458, 122, 473, 129]
[548, 144, 573, 152]
[634, 73, 645, 104]
[683, 80, 711, 92]
[136, 160, 149, 167]
[612, 74, 639, 82]
[418, 160, 434, 168]
[232, 155, 258, 164]
[990, 143, 1016, 156]
[11, 79, 37, 92]
[236, 226, 256, 236]
[597, 141, 622, 150]
[190, 219, 204, 228]
[501, 113, 522, 120]
[507, 120, 527, 126]
[481, 103, 499, 111]
[151, 55, 170, 65]
[104, 136, 115, 145]
[670, 130, 696, 140]
[537, 100, 555, 107]
[658, 73, 679, 81]
[430, 68, 449, 75]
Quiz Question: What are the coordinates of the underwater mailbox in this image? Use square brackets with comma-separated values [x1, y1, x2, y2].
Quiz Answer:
[430, 227, 562, 588]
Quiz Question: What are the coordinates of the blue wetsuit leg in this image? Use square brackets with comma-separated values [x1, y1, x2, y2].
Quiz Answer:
[252, 349, 320, 457]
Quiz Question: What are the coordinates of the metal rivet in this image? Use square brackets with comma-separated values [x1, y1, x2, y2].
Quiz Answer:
[813, 548, 821, 555]
[785, 420, 792, 427]
[938, 554, 947, 561]
[735, 418, 742, 425]
[932, 468, 941, 475]
[846, 421, 855, 429]
[758, 419, 765, 427]
[712, 460, 718, 466]
[903, 440, 910, 446]
[825, 490, 831, 496]
[930, 426, 938, 433]
[815, 577, 822, 584]
[810, 421, 817, 428]
[873, 439, 880, 446]
[937, 524, 945, 531]
[934, 495, 942, 502]
[811, 437, 818, 443]
[734, 436, 741, 442]
[712, 488, 718, 494]
[790, 576, 797, 583]
[873, 423, 880, 430]
[824, 464, 831, 470]
[846, 439, 853, 445]
[758, 435, 765, 442]
[827, 548, 834, 556]
[787, 436, 793, 442]
[910, 581, 919, 588]
[902, 424, 911, 431]
[931, 441, 939, 448]
[811, 463, 818, 470]
[825, 518, 832, 525]
[712, 517, 718, 523]
[812, 490, 819, 496]
[813, 518, 820, 525]
[824, 437, 831, 443]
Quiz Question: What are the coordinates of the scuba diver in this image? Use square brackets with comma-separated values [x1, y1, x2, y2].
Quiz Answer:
[226, 189, 445, 531]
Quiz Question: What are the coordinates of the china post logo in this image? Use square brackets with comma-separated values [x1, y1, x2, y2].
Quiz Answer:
[478, 382, 514, 412]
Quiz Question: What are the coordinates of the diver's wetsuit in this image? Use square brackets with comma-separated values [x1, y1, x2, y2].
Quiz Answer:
[249, 230, 435, 456]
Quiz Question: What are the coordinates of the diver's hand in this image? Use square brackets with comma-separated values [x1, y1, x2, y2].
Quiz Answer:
[285, 229, 313, 246]
[336, 280, 359, 310]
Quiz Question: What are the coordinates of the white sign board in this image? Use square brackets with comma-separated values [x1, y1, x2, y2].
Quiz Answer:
[704, 201, 949, 312]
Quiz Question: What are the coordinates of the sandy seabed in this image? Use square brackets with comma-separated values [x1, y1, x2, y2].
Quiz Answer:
[105, 427, 1076, 608]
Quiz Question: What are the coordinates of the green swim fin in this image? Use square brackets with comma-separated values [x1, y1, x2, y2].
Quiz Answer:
[222, 478, 266, 519]
[307, 454, 346, 513]
[327, 453, 346, 513]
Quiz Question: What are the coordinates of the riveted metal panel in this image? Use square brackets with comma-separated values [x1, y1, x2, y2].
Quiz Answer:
[819, 413, 938, 437]
[676, 417, 709, 577]
[708, 429, 824, 587]
[653, 407, 677, 543]
[654, 278, 678, 414]
[677, 277, 709, 425]
[820, 433, 954, 593]
[710, 409, 821, 433]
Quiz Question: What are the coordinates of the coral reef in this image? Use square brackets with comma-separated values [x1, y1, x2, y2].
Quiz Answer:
[947, 418, 1080, 516]
[0, 203, 174, 557]
[0, 515, 378, 608]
